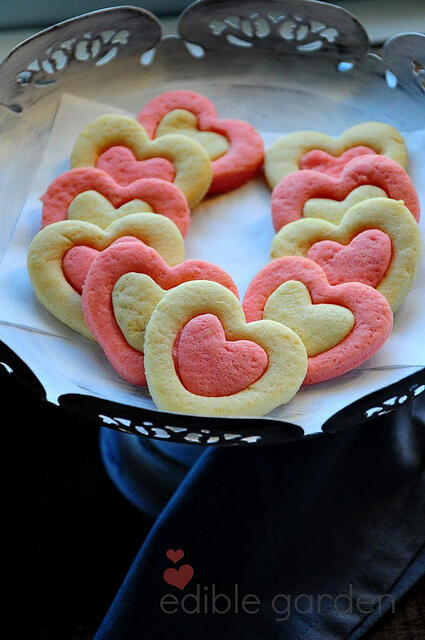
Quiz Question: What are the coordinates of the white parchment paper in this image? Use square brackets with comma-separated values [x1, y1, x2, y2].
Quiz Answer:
[0, 93, 423, 434]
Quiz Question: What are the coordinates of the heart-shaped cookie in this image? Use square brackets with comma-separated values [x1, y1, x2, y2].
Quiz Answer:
[243, 257, 393, 385]
[137, 90, 264, 194]
[27, 214, 185, 338]
[176, 314, 268, 396]
[271, 198, 421, 312]
[70, 114, 213, 208]
[41, 169, 191, 235]
[271, 155, 419, 231]
[307, 230, 392, 288]
[82, 239, 238, 385]
[144, 280, 308, 416]
[263, 280, 355, 356]
[265, 122, 408, 189]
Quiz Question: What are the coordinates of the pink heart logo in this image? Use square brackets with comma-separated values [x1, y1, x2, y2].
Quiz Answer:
[163, 565, 194, 590]
[96, 146, 175, 186]
[300, 145, 376, 177]
[307, 230, 392, 288]
[166, 549, 184, 564]
[176, 314, 268, 397]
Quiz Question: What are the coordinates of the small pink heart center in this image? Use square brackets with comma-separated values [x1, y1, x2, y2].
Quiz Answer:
[300, 145, 376, 178]
[176, 314, 268, 397]
[307, 229, 392, 288]
[63, 238, 141, 294]
[63, 246, 99, 293]
[96, 146, 175, 186]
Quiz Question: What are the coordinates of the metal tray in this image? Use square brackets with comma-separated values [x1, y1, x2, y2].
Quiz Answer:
[0, 0, 424, 446]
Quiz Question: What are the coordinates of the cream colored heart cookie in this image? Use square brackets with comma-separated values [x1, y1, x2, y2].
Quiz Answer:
[70, 114, 213, 208]
[303, 185, 387, 225]
[27, 214, 185, 338]
[263, 280, 355, 356]
[144, 280, 308, 417]
[112, 274, 165, 351]
[156, 109, 230, 160]
[265, 122, 408, 189]
[271, 198, 421, 312]
[68, 191, 152, 229]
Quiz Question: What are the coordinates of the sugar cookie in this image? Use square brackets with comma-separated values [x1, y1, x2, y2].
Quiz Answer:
[243, 257, 393, 384]
[144, 280, 308, 416]
[137, 90, 264, 194]
[271, 155, 419, 231]
[41, 168, 191, 235]
[81, 239, 238, 385]
[27, 214, 184, 338]
[271, 198, 421, 312]
[265, 122, 408, 189]
[70, 114, 213, 208]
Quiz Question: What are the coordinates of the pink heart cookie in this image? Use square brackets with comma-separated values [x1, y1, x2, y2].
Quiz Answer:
[41, 169, 190, 236]
[299, 146, 376, 177]
[96, 146, 175, 186]
[271, 154, 420, 231]
[243, 257, 393, 385]
[175, 314, 268, 397]
[307, 230, 392, 287]
[137, 90, 264, 194]
[82, 239, 238, 385]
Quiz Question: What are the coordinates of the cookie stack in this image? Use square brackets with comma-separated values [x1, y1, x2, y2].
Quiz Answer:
[27, 91, 421, 417]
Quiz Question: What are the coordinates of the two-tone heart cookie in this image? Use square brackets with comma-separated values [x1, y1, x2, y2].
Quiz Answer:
[137, 90, 264, 194]
[271, 155, 419, 231]
[271, 198, 421, 312]
[143, 280, 308, 416]
[41, 168, 191, 235]
[265, 122, 408, 189]
[27, 214, 184, 338]
[243, 257, 393, 385]
[70, 114, 213, 208]
[81, 238, 238, 386]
